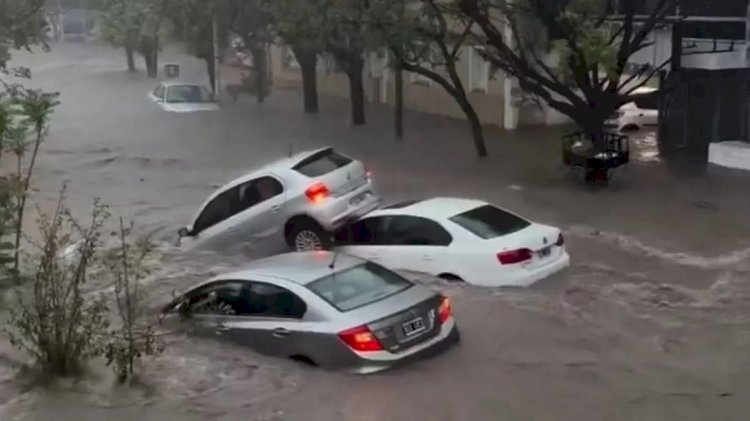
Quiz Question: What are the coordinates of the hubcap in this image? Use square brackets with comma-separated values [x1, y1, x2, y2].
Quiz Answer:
[295, 230, 323, 251]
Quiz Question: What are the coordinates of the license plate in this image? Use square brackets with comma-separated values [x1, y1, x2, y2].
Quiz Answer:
[537, 247, 552, 258]
[350, 191, 370, 205]
[402, 317, 426, 337]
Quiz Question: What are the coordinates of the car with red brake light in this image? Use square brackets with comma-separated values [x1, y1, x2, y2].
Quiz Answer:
[161, 251, 460, 374]
[178, 147, 381, 252]
[333, 197, 570, 287]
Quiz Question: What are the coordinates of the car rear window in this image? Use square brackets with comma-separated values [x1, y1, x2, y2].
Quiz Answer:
[292, 148, 353, 177]
[306, 262, 413, 312]
[449, 205, 531, 239]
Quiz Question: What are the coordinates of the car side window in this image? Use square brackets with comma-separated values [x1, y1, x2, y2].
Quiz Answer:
[153, 85, 165, 99]
[185, 280, 248, 316]
[247, 282, 306, 319]
[192, 186, 242, 235]
[336, 216, 391, 245]
[385, 215, 452, 246]
[237, 176, 283, 211]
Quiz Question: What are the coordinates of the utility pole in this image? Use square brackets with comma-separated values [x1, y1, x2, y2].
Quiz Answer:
[213, 13, 221, 100]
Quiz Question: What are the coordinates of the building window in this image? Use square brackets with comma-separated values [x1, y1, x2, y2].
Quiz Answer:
[468, 47, 490, 93]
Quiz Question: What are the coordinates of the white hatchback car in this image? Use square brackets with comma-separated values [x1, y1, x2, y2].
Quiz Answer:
[178, 147, 381, 253]
[149, 82, 220, 113]
[333, 198, 570, 287]
[604, 87, 658, 131]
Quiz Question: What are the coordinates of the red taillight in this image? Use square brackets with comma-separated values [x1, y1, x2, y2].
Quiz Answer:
[338, 325, 383, 352]
[438, 296, 452, 324]
[497, 248, 533, 265]
[555, 232, 564, 246]
[305, 182, 330, 204]
[365, 167, 372, 180]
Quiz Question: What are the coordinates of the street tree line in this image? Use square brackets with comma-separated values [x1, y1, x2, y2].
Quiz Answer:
[94, 0, 684, 157]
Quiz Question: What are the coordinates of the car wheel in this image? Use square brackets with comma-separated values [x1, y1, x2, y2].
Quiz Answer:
[289, 222, 330, 252]
[620, 123, 639, 132]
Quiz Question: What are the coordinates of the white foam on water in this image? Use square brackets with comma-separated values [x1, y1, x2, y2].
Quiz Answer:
[567, 225, 750, 270]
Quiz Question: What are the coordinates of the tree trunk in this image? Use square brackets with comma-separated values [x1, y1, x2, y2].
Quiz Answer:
[456, 95, 487, 158]
[250, 45, 268, 103]
[394, 61, 404, 138]
[440, 55, 487, 158]
[205, 56, 216, 95]
[150, 36, 159, 78]
[294, 47, 318, 114]
[125, 45, 136, 72]
[141, 37, 159, 78]
[347, 53, 366, 126]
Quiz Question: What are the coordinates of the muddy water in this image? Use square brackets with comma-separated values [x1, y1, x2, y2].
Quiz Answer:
[1, 42, 750, 420]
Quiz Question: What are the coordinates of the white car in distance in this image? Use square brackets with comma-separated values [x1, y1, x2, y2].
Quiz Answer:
[178, 147, 381, 253]
[333, 198, 570, 287]
[604, 86, 658, 132]
[149, 82, 220, 113]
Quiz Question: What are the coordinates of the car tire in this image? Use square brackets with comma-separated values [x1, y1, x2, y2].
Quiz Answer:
[620, 123, 639, 132]
[288, 220, 331, 252]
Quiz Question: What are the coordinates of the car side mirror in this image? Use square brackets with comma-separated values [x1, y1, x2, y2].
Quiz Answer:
[178, 226, 191, 238]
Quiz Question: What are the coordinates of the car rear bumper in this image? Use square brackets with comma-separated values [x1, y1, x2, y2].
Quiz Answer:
[503, 251, 570, 287]
[345, 318, 460, 375]
[312, 180, 381, 232]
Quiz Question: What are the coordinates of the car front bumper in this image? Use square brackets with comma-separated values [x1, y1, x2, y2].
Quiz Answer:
[345, 318, 460, 375]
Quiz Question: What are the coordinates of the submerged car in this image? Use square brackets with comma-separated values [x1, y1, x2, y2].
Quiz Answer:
[161, 252, 459, 374]
[178, 147, 381, 252]
[334, 197, 570, 287]
[604, 86, 658, 132]
[148, 82, 220, 113]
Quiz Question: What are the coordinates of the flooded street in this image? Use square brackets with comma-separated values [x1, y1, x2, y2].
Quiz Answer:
[2, 42, 750, 420]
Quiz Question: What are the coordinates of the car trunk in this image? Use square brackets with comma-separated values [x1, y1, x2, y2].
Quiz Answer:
[292, 148, 369, 198]
[322, 160, 368, 198]
[347, 286, 443, 354]
[492, 223, 563, 269]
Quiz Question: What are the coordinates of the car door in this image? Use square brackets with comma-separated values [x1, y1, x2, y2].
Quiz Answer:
[334, 215, 392, 262]
[377, 215, 453, 275]
[172, 280, 248, 339]
[232, 176, 287, 254]
[184, 186, 244, 250]
[150, 84, 165, 107]
[221, 282, 309, 358]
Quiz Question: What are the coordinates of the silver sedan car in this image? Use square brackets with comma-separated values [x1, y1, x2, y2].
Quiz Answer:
[161, 252, 460, 374]
[178, 146, 381, 252]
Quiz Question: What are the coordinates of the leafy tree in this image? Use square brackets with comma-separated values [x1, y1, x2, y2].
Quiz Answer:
[270, 0, 330, 114]
[167, 0, 230, 94]
[458, 0, 679, 137]
[0, 0, 47, 73]
[374, 0, 488, 157]
[222, 0, 274, 103]
[96, 0, 170, 76]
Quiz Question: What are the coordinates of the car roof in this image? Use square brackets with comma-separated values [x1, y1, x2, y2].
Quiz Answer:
[218, 251, 367, 286]
[160, 81, 206, 87]
[219, 146, 333, 188]
[369, 197, 488, 220]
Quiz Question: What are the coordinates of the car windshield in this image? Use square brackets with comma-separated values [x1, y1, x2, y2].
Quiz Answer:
[292, 148, 352, 177]
[165, 85, 213, 103]
[306, 262, 413, 312]
[449, 205, 531, 239]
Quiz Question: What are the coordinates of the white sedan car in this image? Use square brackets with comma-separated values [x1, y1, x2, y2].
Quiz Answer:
[178, 147, 381, 253]
[148, 82, 220, 113]
[333, 198, 570, 287]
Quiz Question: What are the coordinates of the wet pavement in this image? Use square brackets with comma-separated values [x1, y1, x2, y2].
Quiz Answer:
[1, 42, 750, 420]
